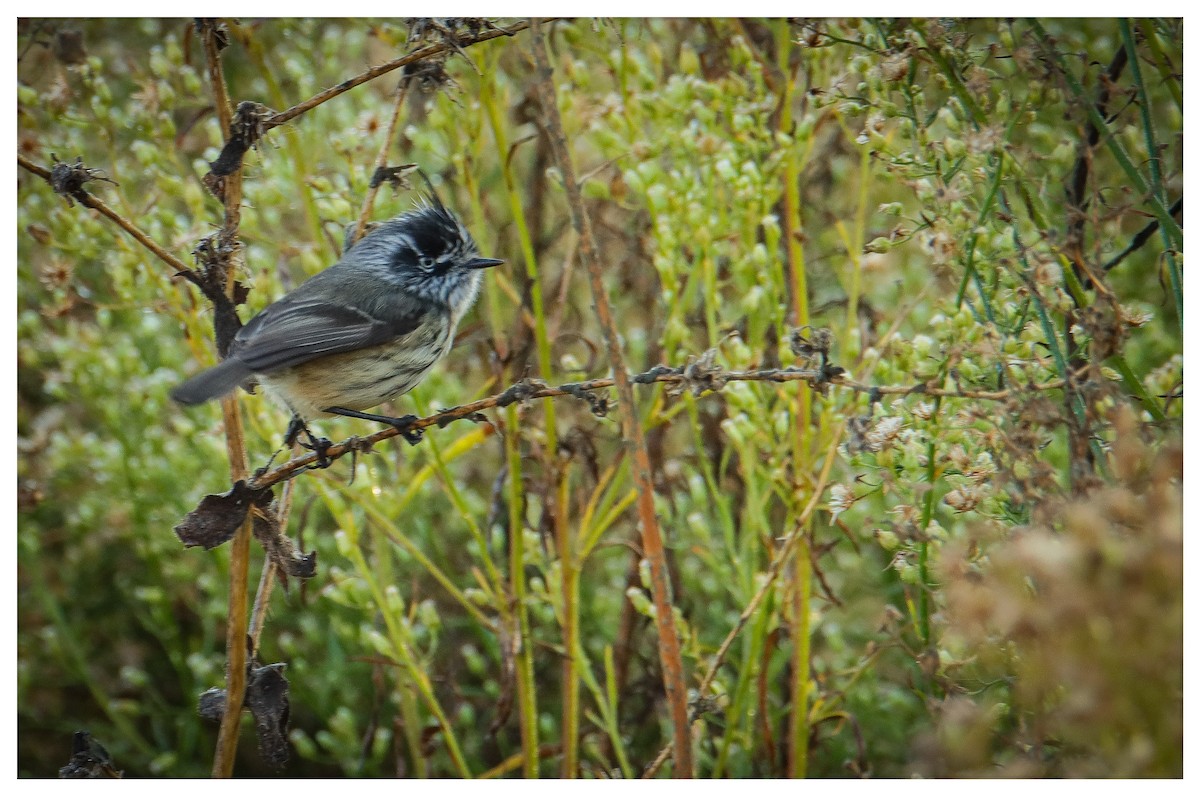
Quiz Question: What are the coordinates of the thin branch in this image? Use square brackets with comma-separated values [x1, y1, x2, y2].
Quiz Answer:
[197, 19, 255, 779]
[642, 421, 845, 778]
[248, 550, 276, 653]
[1103, 198, 1182, 271]
[18, 154, 193, 275]
[240, 367, 1067, 491]
[249, 444, 301, 654]
[530, 19, 695, 778]
[853, 376, 1066, 400]
[263, 20, 539, 130]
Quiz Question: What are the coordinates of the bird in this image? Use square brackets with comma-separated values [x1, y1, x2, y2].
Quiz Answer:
[172, 184, 502, 454]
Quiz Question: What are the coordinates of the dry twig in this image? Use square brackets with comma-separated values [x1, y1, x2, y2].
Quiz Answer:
[530, 19, 695, 777]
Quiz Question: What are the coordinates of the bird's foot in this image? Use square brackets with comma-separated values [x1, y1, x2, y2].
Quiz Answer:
[300, 434, 334, 469]
[387, 414, 423, 446]
[284, 416, 334, 469]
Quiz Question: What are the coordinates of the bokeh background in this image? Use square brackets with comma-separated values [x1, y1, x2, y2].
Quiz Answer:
[18, 18, 1182, 777]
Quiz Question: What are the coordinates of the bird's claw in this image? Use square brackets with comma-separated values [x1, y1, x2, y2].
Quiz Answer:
[298, 437, 336, 468]
[389, 414, 423, 446]
[300, 435, 334, 469]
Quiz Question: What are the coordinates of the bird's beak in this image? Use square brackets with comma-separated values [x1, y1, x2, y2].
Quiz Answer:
[465, 257, 504, 269]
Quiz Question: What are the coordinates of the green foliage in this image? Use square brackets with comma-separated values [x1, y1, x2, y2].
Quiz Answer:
[18, 18, 1181, 778]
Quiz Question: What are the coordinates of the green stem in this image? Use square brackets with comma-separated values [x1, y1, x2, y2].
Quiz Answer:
[354, 496, 497, 630]
[918, 24, 986, 128]
[1137, 20, 1182, 110]
[409, 397, 507, 595]
[1030, 19, 1181, 249]
[504, 403, 539, 777]
[362, 560, 469, 776]
[713, 586, 772, 776]
[322, 489, 471, 777]
[955, 152, 1005, 320]
[916, 430, 939, 647]
[482, 57, 553, 776]
[559, 469, 580, 778]
[777, 22, 813, 779]
[1109, 354, 1167, 423]
[481, 67, 559, 430]
[576, 645, 633, 778]
[789, 536, 813, 778]
[1119, 20, 1182, 326]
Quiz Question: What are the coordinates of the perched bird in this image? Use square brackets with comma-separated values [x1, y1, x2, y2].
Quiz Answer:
[172, 186, 502, 449]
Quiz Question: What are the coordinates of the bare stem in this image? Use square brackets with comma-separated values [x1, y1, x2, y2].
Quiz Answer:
[249, 447, 300, 653]
[642, 421, 845, 777]
[198, 20, 253, 779]
[239, 367, 1066, 492]
[530, 19, 695, 778]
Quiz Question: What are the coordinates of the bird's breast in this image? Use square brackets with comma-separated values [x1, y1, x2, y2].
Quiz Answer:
[259, 317, 453, 419]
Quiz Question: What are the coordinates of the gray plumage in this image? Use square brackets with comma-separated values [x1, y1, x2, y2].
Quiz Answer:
[172, 199, 502, 421]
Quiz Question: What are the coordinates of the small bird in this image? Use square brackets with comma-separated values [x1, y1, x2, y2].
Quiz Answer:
[172, 185, 502, 449]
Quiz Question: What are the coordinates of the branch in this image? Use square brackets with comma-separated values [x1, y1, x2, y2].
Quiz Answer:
[264, 20, 541, 129]
[200, 19, 554, 202]
[18, 154, 193, 275]
[643, 419, 845, 778]
[1104, 197, 1183, 271]
[196, 19, 255, 779]
[538, 18, 695, 773]
[241, 365, 1065, 491]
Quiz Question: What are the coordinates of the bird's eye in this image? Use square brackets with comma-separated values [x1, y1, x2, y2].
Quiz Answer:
[418, 255, 435, 270]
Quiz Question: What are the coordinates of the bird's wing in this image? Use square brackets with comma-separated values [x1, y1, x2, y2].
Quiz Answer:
[231, 298, 427, 373]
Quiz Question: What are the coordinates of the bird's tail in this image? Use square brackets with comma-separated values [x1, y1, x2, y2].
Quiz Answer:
[171, 358, 254, 405]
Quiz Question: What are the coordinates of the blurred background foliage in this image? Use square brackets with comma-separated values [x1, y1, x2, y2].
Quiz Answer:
[17, 18, 1181, 778]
